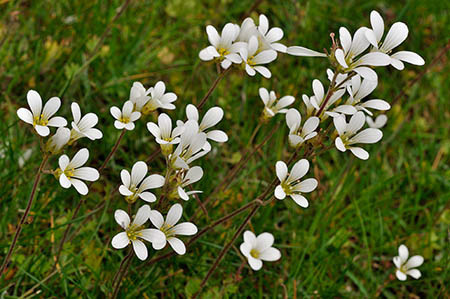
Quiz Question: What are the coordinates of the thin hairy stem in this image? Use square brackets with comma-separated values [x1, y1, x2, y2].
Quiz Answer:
[111, 249, 132, 294]
[53, 130, 126, 271]
[197, 68, 230, 109]
[111, 250, 133, 299]
[1, 154, 49, 276]
[315, 71, 338, 117]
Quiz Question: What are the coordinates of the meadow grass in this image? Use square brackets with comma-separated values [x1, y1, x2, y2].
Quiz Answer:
[0, 0, 449, 297]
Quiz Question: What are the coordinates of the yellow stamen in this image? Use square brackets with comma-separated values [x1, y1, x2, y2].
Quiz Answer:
[250, 249, 260, 259]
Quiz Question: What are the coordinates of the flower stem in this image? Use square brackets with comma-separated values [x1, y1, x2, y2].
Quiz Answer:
[315, 71, 338, 117]
[53, 130, 126, 271]
[197, 67, 230, 110]
[111, 250, 133, 299]
[0, 154, 49, 276]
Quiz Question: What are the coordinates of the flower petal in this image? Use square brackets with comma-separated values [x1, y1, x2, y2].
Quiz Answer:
[172, 222, 198, 236]
[287, 159, 309, 182]
[132, 239, 148, 260]
[396, 270, 407, 281]
[111, 232, 129, 249]
[406, 269, 421, 279]
[166, 203, 183, 226]
[286, 46, 326, 57]
[149, 210, 164, 229]
[42, 97, 61, 119]
[133, 204, 151, 226]
[255, 232, 274, 252]
[275, 161, 288, 182]
[139, 228, 165, 244]
[168, 237, 186, 255]
[349, 147, 369, 160]
[131, 161, 147, 185]
[290, 194, 309, 208]
[259, 247, 281, 262]
[405, 255, 424, 269]
[17, 108, 34, 124]
[70, 148, 89, 168]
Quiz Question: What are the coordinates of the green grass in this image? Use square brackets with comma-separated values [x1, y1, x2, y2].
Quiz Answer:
[1, 0, 449, 297]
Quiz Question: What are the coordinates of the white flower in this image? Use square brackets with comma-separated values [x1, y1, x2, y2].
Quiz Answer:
[256, 14, 287, 53]
[393, 244, 424, 281]
[56, 148, 99, 195]
[177, 104, 227, 151]
[345, 75, 390, 116]
[334, 27, 391, 80]
[45, 127, 71, 154]
[176, 166, 203, 201]
[129, 82, 151, 112]
[147, 113, 184, 156]
[171, 121, 209, 169]
[149, 204, 198, 255]
[119, 161, 165, 203]
[366, 115, 387, 129]
[17, 90, 67, 137]
[239, 231, 281, 271]
[286, 109, 320, 147]
[70, 102, 103, 142]
[327, 69, 351, 88]
[306, 79, 346, 116]
[111, 205, 165, 261]
[365, 11, 425, 70]
[333, 112, 383, 160]
[198, 23, 244, 69]
[110, 100, 141, 130]
[142, 81, 177, 113]
[239, 36, 277, 78]
[274, 159, 318, 208]
[259, 87, 294, 118]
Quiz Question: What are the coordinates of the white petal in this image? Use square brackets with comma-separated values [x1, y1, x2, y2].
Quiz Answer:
[248, 256, 263, 270]
[265, 27, 283, 43]
[240, 242, 252, 257]
[361, 100, 390, 111]
[405, 255, 424, 269]
[351, 128, 382, 144]
[391, 51, 425, 66]
[42, 97, 61, 119]
[354, 67, 378, 81]
[286, 46, 326, 57]
[133, 204, 151, 226]
[349, 27, 370, 57]
[172, 222, 198, 236]
[339, 27, 352, 54]
[286, 108, 301, 131]
[370, 10, 384, 42]
[406, 269, 421, 279]
[110, 106, 121, 119]
[335, 137, 346, 152]
[199, 47, 214, 61]
[73, 167, 99, 181]
[347, 112, 365, 134]
[206, 25, 220, 47]
[393, 256, 402, 269]
[396, 270, 407, 281]
[178, 186, 189, 201]
[58, 155, 70, 171]
[294, 178, 318, 193]
[152, 239, 167, 251]
[168, 237, 186, 255]
[254, 66, 271, 78]
[47, 116, 67, 127]
[166, 203, 183, 226]
[290, 194, 309, 208]
[201, 107, 223, 130]
[259, 88, 269, 105]
[382, 22, 408, 52]
[71, 178, 88, 195]
[274, 185, 286, 200]
[27, 90, 42, 116]
[276, 96, 295, 110]
[184, 166, 203, 184]
[390, 58, 405, 70]
[147, 122, 161, 139]
[158, 113, 172, 139]
[140, 174, 165, 190]
[302, 117, 320, 135]
[138, 192, 157, 202]
[258, 14, 269, 35]
[206, 130, 228, 142]
[131, 161, 147, 185]
[287, 159, 309, 182]
[275, 161, 288, 182]
[312, 79, 324, 102]
[349, 147, 369, 160]
[333, 115, 347, 136]
[149, 210, 164, 229]
[253, 50, 277, 64]
[119, 185, 133, 197]
[139, 228, 165, 244]
[255, 232, 274, 251]
[111, 232, 129, 249]
[335, 49, 348, 68]
[120, 169, 131, 188]
[243, 230, 256, 246]
[259, 248, 281, 262]
[132, 239, 148, 260]
[70, 148, 89, 168]
[35, 125, 50, 137]
[355, 52, 391, 67]
[365, 29, 378, 48]
[17, 108, 34, 124]
[59, 173, 71, 189]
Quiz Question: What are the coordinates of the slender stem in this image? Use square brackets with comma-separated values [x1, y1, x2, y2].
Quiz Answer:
[197, 68, 230, 109]
[111, 251, 133, 299]
[0, 155, 49, 276]
[111, 249, 132, 294]
[315, 71, 338, 117]
[53, 130, 126, 271]
[193, 204, 260, 298]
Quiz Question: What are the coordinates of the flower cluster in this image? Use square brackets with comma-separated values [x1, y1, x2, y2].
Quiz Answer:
[17, 90, 102, 195]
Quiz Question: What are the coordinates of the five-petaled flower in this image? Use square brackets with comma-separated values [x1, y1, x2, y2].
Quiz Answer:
[286, 108, 320, 148]
[239, 231, 281, 271]
[333, 112, 383, 160]
[147, 113, 184, 156]
[259, 87, 294, 119]
[274, 159, 318, 208]
[111, 205, 165, 261]
[17, 90, 67, 137]
[119, 161, 165, 203]
[239, 36, 277, 78]
[70, 102, 103, 143]
[393, 244, 424, 281]
[54, 148, 99, 195]
[149, 204, 198, 255]
[110, 100, 141, 130]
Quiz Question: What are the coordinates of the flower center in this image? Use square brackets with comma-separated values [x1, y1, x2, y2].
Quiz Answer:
[33, 114, 49, 126]
[281, 181, 293, 195]
[64, 168, 75, 179]
[250, 249, 260, 258]
[126, 224, 143, 241]
[125, 184, 139, 203]
[399, 265, 407, 273]
[160, 223, 174, 238]
[247, 55, 256, 66]
[119, 116, 130, 123]
[218, 47, 230, 57]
